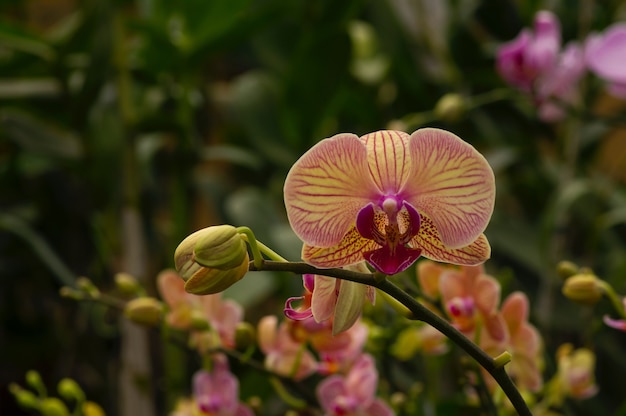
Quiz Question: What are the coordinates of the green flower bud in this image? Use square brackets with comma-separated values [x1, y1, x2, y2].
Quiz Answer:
[434, 93, 466, 123]
[175, 226, 250, 295]
[557, 260, 579, 279]
[9, 384, 39, 410]
[25, 370, 43, 391]
[234, 322, 256, 350]
[114, 272, 142, 296]
[59, 287, 83, 300]
[82, 401, 105, 416]
[562, 273, 604, 305]
[57, 378, 85, 403]
[40, 397, 70, 416]
[124, 297, 164, 326]
[189, 309, 211, 331]
[183, 257, 249, 295]
[76, 277, 100, 299]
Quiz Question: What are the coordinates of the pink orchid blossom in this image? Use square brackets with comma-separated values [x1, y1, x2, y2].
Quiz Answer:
[478, 292, 542, 394]
[496, 11, 585, 121]
[556, 344, 598, 399]
[257, 315, 317, 380]
[157, 270, 243, 351]
[285, 266, 376, 334]
[284, 128, 494, 277]
[586, 23, 626, 98]
[438, 264, 507, 342]
[192, 355, 253, 416]
[316, 354, 394, 416]
[496, 11, 561, 91]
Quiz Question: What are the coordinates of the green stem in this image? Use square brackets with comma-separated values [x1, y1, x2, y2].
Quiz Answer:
[251, 261, 532, 416]
[236, 227, 264, 268]
[600, 281, 626, 319]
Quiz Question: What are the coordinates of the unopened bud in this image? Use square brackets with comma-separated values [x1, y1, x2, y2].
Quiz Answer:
[57, 378, 85, 403]
[175, 225, 247, 272]
[59, 287, 83, 300]
[434, 93, 466, 123]
[114, 273, 142, 296]
[124, 297, 164, 326]
[25, 370, 43, 390]
[40, 397, 70, 416]
[183, 258, 249, 295]
[189, 309, 211, 331]
[9, 384, 38, 409]
[562, 274, 604, 305]
[76, 277, 100, 299]
[82, 402, 105, 416]
[234, 322, 256, 350]
[557, 261, 579, 279]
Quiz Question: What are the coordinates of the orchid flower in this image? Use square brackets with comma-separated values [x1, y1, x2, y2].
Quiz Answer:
[585, 23, 626, 98]
[286, 265, 376, 334]
[438, 264, 507, 342]
[284, 128, 495, 276]
[157, 270, 243, 351]
[556, 344, 598, 400]
[496, 11, 561, 91]
[257, 315, 317, 380]
[317, 354, 393, 416]
[192, 355, 253, 416]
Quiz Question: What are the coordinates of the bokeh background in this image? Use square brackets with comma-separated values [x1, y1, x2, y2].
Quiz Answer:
[2, 0, 626, 414]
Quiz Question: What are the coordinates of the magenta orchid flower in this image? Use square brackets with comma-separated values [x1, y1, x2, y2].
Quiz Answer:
[586, 23, 626, 98]
[284, 128, 495, 276]
[317, 354, 393, 416]
[192, 355, 253, 416]
[496, 11, 561, 91]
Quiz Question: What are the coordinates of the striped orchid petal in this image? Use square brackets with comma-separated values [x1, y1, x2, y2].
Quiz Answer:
[284, 133, 378, 247]
[361, 130, 412, 194]
[406, 128, 495, 248]
[302, 227, 378, 269]
[413, 214, 491, 265]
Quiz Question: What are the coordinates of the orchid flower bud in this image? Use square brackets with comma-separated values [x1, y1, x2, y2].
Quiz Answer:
[174, 225, 249, 295]
[124, 297, 164, 326]
[562, 273, 604, 305]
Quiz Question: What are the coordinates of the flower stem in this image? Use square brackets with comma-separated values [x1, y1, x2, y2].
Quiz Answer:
[251, 261, 532, 416]
[236, 227, 265, 268]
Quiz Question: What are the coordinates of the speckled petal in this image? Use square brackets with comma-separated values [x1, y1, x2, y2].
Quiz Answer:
[360, 130, 411, 194]
[412, 213, 491, 265]
[284, 133, 377, 247]
[302, 227, 378, 269]
[406, 128, 495, 248]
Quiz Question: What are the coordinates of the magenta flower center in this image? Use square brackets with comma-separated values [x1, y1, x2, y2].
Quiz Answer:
[355, 197, 422, 275]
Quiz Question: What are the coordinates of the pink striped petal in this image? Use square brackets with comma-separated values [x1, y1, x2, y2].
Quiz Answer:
[284, 133, 377, 247]
[405, 128, 495, 248]
[302, 227, 378, 268]
[311, 275, 338, 322]
[412, 213, 491, 265]
[360, 130, 411, 194]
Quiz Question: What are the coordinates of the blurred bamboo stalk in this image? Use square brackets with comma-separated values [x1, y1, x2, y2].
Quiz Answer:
[113, 11, 156, 416]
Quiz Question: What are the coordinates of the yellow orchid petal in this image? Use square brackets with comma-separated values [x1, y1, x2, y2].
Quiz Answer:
[361, 130, 411, 193]
[406, 128, 495, 248]
[302, 227, 378, 269]
[284, 133, 378, 247]
[412, 214, 491, 265]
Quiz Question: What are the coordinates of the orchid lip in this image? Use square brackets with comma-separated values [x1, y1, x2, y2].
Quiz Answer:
[284, 296, 313, 320]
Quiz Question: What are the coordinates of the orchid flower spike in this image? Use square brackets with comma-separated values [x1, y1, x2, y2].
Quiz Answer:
[284, 128, 495, 275]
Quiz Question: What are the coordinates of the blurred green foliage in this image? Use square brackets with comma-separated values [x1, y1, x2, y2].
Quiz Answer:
[2, 0, 626, 414]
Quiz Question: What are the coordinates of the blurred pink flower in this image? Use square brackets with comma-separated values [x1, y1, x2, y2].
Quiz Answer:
[157, 270, 243, 351]
[257, 315, 317, 380]
[499, 292, 543, 392]
[496, 10, 585, 121]
[192, 355, 253, 416]
[316, 354, 394, 416]
[284, 129, 494, 276]
[586, 23, 626, 98]
[439, 264, 507, 342]
[496, 11, 561, 91]
[556, 344, 598, 399]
